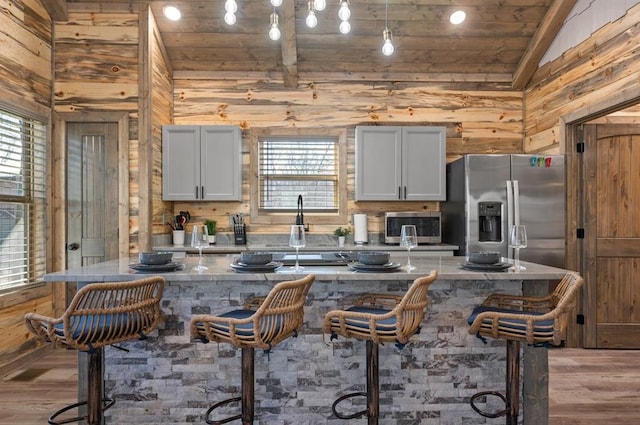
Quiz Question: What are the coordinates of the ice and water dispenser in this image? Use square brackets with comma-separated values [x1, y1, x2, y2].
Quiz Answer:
[478, 201, 502, 242]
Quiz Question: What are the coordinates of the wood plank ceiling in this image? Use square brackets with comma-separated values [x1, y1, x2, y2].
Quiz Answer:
[48, 0, 576, 89]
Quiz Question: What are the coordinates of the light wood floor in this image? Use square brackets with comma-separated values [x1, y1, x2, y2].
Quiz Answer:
[0, 348, 639, 424]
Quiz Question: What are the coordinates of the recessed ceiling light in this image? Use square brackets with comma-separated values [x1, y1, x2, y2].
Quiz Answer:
[450, 10, 466, 25]
[163, 5, 182, 21]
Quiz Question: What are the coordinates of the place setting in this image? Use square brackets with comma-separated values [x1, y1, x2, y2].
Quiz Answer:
[347, 251, 402, 273]
[129, 252, 184, 273]
[460, 251, 512, 272]
[229, 252, 283, 273]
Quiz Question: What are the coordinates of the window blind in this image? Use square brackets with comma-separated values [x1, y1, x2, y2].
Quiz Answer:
[0, 109, 47, 292]
[259, 138, 338, 211]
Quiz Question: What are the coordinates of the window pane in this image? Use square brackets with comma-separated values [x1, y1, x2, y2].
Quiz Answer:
[0, 114, 25, 196]
[0, 202, 27, 288]
[0, 108, 47, 292]
[259, 138, 338, 211]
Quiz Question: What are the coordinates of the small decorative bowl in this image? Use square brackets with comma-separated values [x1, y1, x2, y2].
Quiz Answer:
[357, 251, 390, 265]
[467, 251, 501, 264]
[240, 252, 273, 265]
[138, 251, 173, 265]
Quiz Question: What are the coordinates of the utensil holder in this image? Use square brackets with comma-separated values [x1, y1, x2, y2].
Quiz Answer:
[234, 224, 246, 245]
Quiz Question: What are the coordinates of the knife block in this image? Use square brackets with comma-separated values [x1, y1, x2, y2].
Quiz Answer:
[234, 224, 246, 245]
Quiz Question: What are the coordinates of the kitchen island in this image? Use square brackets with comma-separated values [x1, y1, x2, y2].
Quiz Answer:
[44, 255, 571, 425]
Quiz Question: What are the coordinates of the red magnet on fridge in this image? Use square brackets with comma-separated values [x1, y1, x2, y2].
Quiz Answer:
[545, 157, 552, 167]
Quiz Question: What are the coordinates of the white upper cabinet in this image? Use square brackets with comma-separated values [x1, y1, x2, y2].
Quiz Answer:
[355, 126, 446, 201]
[162, 125, 242, 201]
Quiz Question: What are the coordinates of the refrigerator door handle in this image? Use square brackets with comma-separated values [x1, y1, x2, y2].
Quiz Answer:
[513, 180, 520, 226]
[506, 180, 514, 253]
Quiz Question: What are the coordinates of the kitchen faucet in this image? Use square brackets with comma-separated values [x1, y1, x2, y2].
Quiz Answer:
[295, 195, 309, 231]
[295, 195, 304, 226]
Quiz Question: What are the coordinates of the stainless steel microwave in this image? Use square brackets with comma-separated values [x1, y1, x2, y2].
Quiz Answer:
[384, 211, 442, 244]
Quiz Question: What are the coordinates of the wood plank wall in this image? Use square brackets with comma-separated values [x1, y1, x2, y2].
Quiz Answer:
[172, 80, 524, 235]
[54, 6, 143, 251]
[0, 0, 54, 375]
[524, 3, 640, 346]
[149, 9, 174, 245]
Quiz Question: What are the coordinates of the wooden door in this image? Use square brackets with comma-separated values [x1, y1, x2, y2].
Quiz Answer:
[583, 124, 640, 348]
[66, 123, 119, 269]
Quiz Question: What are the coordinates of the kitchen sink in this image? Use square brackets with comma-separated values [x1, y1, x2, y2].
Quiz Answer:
[271, 251, 356, 266]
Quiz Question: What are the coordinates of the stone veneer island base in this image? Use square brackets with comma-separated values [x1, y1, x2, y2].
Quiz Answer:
[44, 255, 571, 425]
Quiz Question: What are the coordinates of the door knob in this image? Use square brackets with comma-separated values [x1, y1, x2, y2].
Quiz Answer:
[67, 242, 79, 251]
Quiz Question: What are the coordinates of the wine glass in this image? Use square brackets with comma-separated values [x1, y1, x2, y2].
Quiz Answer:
[289, 224, 306, 272]
[510, 224, 528, 271]
[191, 225, 208, 272]
[400, 225, 418, 271]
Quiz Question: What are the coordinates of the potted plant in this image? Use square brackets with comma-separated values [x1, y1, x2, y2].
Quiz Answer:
[204, 219, 217, 244]
[334, 226, 350, 247]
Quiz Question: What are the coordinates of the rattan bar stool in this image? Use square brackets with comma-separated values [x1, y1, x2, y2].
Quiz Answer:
[467, 272, 583, 425]
[323, 270, 438, 425]
[190, 274, 315, 425]
[24, 276, 165, 425]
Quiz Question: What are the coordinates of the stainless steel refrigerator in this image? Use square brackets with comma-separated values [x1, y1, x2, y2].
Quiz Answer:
[441, 154, 566, 268]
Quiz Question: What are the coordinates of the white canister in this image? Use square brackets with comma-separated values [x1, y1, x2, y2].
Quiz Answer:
[353, 214, 368, 244]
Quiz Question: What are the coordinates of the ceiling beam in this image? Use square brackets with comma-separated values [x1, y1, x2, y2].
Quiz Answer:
[280, 0, 299, 88]
[42, 0, 69, 21]
[512, 0, 577, 90]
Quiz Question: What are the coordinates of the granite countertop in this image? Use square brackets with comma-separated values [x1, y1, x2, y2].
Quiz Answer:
[44, 255, 572, 283]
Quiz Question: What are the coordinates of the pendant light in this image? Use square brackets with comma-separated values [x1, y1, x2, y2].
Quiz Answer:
[269, 10, 281, 41]
[381, 0, 394, 56]
[314, 0, 327, 12]
[270, 0, 283, 7]
[338, 0, 351, 34]
[224, 0, 238, 26]
[306, 0, 318, 28]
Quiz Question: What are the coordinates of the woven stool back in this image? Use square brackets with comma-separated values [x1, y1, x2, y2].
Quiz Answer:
[25, 276, 165, 351]
[324, 270, 438, 345]
[191, 274, 315, 350]
[468, 272, 583, 345]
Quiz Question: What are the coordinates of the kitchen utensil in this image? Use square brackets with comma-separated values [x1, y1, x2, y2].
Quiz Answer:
[289, 224, 306, 271]
[191, 225, 207, 272]
[510, 224, 528, 271]
[400, 225, 418, 271]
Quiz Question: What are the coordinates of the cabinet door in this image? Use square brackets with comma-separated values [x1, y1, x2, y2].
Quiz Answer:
[162, 125, 200, 200]
[355, 126, 402, 200]
[200, 126, 242, 201]
[402, 126, 446, 200]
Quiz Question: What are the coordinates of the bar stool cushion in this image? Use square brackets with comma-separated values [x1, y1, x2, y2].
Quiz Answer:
[201, 309, 284, 340]
[330, 306, 396, 332]
[467, 306, 554, 335]
[53, 314, 140, 343]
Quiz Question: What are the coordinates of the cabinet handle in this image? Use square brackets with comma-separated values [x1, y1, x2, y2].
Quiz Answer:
[201, 186, 204, 199]
[404, 186, 407, 199]
[398, 186, 401, 200]
[195, 186, 199, 199]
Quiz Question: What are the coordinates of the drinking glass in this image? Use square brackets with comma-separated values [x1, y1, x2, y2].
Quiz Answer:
[510, 224, 528, 271]
[289, 224, 306, 272]
[191, 225, 208, 272]
[400, 225, 418, 271]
